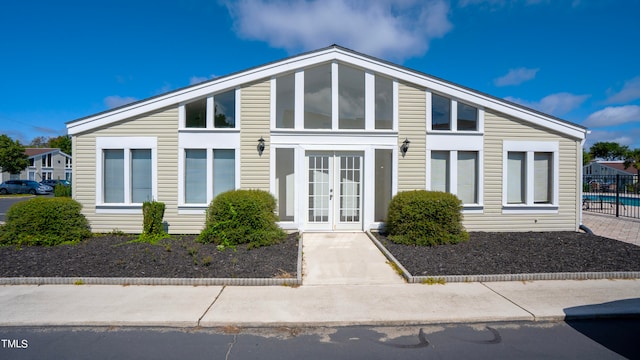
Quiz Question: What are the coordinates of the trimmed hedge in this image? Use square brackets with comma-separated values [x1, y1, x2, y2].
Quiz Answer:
[0, 197, 91, 246]
[53, 183, 71, 197]
[142, 200, 166, 235]
[198, 189, 286, 249]
[138, 200, 167, 243]
[386, 190, 468, 246]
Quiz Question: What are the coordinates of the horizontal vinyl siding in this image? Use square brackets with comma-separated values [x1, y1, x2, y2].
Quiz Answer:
[240, 80, 270, 191]
[74, 107, 208, 234]
[397, 82, 426, 191]
[462, 110, 580, 232]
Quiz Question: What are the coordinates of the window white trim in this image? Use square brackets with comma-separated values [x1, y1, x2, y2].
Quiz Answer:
[95, 137, 158, 208]
[178, 89, 239, 131]
[426, 91, 484, 134]
[502, 141, 559, 213]
[426, 149, 484, 209]
[177, 147, 239, 213]
[273, 65, 397, 132]
[365, 71, 375, 130]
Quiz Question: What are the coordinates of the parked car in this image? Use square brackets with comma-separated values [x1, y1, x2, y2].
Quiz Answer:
[40, 179, 71, 187]
[0, 180, 53, 195]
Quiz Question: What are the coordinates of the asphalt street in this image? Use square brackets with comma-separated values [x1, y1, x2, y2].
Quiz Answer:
[1, 320, 637, 359]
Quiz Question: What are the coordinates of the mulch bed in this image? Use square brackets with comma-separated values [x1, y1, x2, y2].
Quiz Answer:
[0, 233, 299, 279]
[374, 232, 640, 276]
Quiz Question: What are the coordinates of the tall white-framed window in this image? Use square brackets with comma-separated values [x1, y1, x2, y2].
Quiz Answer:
[271, 62, 397, 131]
[502, 141, 559, 213]
[41, 153, 52, 168]
[179, 148, 238, 208]
[180, 89, 239, 129]
[426, 134, 484, 210]
[96, 137, 157, 207]
[427, 92, 484, 133]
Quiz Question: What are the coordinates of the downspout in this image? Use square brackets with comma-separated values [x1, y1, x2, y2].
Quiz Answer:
[578, 132, 591, 233]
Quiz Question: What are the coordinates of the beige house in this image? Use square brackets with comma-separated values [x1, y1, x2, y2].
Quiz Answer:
[66, 45, 589, 234]
[1, 148, 72, 183]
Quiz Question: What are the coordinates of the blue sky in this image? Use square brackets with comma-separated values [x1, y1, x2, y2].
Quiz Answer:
[1, 0, 639, 150]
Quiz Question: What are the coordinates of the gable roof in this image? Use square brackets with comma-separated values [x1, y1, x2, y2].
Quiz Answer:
[589, 161, 636, 175]
[67, 45, 589, 140]
[25, 148, 70, 159]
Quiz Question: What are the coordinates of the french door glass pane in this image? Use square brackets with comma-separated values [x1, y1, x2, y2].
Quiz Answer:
[338, 64, 365, 129]
[457, 151, 477, 204]
[507, 152, 526, 204]
[131, 149, 151, 203]
[374, 149, 393, 221]
[103, 149, 124, 203]
[276, 148, 295, 221]
[304, 64, 332, 129]
[185, 149, 207, 204]
[308, 155, 330, 222]
[276, 74, 295, 128]
[375, 76, 393, 130]
[534, 152, 552, 203]
[339, 155, 360, 222]
[431, 151, 449, 192]
[213, 150, 235, 197]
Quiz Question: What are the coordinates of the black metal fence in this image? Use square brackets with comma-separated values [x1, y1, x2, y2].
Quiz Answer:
[583, 174, 640, 219]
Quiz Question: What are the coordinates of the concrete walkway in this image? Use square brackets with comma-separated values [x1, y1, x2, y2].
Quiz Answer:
[302, 232, 404, 285]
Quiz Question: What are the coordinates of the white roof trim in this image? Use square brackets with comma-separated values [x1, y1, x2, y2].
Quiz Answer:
[67, 46, 588, 140]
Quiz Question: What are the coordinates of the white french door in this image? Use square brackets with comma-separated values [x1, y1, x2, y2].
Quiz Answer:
[306, 151, 363, 230]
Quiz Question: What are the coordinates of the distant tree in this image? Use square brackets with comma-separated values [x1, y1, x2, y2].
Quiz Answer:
[582, 149, 591, 165]
[48, 135, 72, 155]
[29, 136, 48, 148]
[624, 148, 640, 176]
[0, 134, 29, 174]
[589, 141, 629, 161]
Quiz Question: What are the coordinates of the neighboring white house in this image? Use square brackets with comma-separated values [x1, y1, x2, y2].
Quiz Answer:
[1, 148, 72, 183]
[66, 45, 589, 234]
[584, 160, 637, 177]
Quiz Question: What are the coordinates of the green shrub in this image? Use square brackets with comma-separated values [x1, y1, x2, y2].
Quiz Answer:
[54, 183, 71, 197]
[138, 200, 167, 243]
[386, 190, 468, 246]
[0, 197, 91, 246]
[198, 189, 286, 249]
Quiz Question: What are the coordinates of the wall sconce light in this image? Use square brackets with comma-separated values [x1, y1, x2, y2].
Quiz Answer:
[257, 137, 266, 156]
[400, 138, 410, 157]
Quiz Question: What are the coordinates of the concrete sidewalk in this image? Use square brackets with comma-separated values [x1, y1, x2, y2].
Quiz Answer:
[0, 279, 638, 327]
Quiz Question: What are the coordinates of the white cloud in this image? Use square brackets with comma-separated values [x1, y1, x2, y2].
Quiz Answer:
[505, 92, 589, 116]
[224, 0, 453, 61]
[606, 76, 640, 104]
[104, 95, 137, 109]
[494, 67, 539, 86]
[189, 75, 218, 85]
[583, 105, 640, 128]
[189, 76, 209, 85]
[458, 0, 505, 7]
[585, 129, 640, 150]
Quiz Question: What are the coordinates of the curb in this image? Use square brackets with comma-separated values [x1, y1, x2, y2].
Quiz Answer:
[366, 231, 640, 283]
